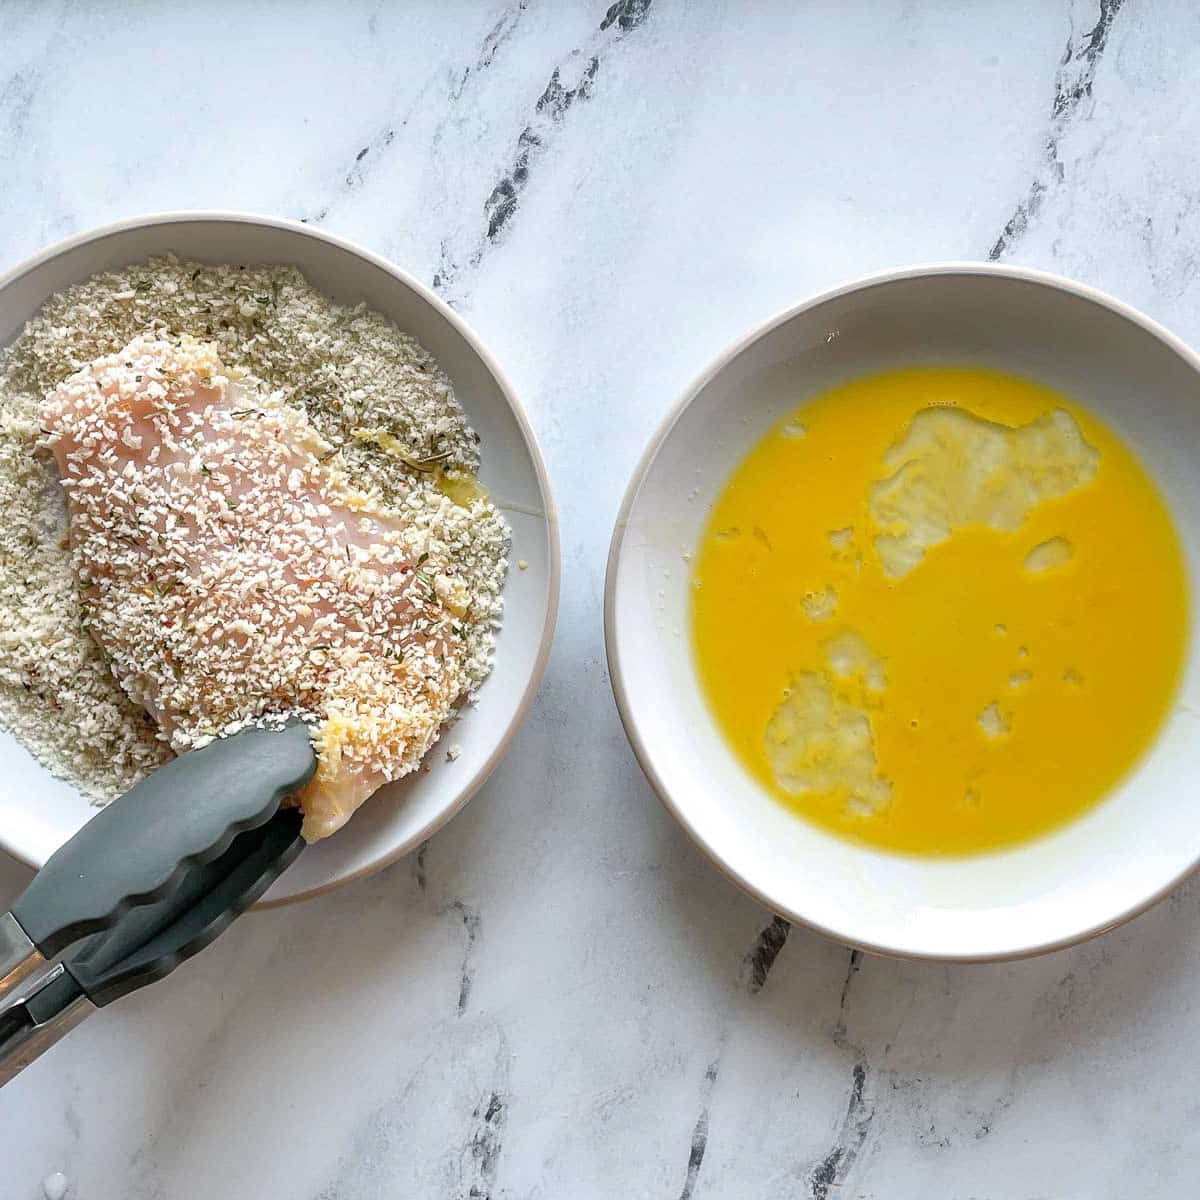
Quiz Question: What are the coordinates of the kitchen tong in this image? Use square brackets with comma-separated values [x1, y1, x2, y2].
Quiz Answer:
[0, 721, 315, 1085]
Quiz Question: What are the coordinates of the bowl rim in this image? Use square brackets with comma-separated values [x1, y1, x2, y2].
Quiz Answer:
[0, 209, 561, 905]
[605, 259, 1200, 963]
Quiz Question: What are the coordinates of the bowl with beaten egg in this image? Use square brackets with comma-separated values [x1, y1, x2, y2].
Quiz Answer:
[606, 263, 1200, 960]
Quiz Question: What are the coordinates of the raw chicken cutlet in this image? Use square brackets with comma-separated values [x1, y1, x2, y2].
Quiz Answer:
[40, 333, 478, 840]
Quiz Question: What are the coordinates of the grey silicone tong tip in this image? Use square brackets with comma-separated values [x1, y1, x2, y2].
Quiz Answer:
[12, 719, 316, 960]
[66, 804, 307, 1006]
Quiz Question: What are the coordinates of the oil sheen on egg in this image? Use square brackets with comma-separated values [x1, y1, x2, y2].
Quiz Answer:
[690, 366, 1189, 855]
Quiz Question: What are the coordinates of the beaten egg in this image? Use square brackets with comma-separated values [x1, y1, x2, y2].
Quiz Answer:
[691, 366, 1189, 855]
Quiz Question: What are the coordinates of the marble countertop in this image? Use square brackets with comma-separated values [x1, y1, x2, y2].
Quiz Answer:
[3, 2, 1199, 1196]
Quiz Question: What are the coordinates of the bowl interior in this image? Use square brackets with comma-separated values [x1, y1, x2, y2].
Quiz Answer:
[0, 215, 557, 903]
[608, 267, 1200, 959]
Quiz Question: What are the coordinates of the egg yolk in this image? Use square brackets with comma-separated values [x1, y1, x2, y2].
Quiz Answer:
[690, 366, 1189, 856]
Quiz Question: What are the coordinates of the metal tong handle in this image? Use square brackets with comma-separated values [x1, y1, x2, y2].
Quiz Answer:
[0, 721, 315, 1000]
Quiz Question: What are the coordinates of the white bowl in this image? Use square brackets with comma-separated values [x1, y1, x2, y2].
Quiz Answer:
[606, 263, 1200, 961]
[0, 212, 559, 904]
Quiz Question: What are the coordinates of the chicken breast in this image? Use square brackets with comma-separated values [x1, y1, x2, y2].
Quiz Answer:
[40, 334, 474, 839]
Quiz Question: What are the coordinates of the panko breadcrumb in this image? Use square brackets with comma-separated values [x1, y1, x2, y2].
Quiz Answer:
[0, 257, 508, 806]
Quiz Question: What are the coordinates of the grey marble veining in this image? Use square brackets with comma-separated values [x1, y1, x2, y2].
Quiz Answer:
[3, 2, 1200, 1196]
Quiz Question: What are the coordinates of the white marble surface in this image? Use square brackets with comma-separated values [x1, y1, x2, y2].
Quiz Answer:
[2, 1, 1199, 1196]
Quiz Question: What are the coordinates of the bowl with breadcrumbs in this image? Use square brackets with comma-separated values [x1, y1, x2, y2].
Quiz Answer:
[608, 263, 1200, 960]
[0, 212, 558, 903]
